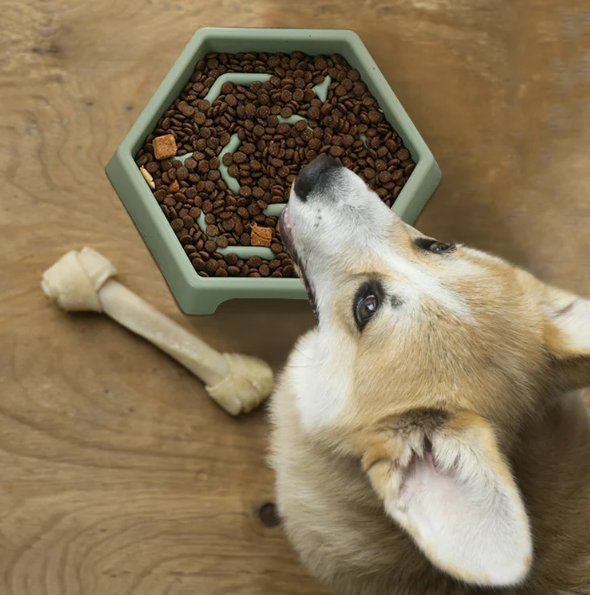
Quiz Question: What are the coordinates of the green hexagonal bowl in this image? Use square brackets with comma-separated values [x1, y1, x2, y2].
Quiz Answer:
[106, 27, 441, 315]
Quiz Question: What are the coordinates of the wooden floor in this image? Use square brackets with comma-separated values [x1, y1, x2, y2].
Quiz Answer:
[1, 0, 590, 593]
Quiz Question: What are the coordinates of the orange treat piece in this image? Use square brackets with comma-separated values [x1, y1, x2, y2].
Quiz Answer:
[251, 225, 272, 247]
[168, 180, 180, 193]
[153, 134, 177, 160]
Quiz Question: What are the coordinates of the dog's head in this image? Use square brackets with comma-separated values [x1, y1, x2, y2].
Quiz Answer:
[280, 156, 590, 588]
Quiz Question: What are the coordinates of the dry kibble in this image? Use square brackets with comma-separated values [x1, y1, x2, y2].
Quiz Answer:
[233, 151, 247, 164]
[396, 148, 410, 161]
[378, 170, 392, 184]
[192, 257, 206, 271]
[204, 240, 217, 253]
[250, 225, 273, 247]
[153, 134, 178, 160]
[206, 259, 219, 274]
[145, 161, 159, 174]
[138, 50, 415, 280]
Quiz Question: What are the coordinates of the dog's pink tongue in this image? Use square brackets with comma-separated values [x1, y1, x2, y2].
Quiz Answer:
[279, 206, 294, 252]
[280, 206, 291, 232]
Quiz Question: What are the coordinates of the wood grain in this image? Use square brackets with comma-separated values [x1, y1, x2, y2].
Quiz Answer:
[1, 0, 589, 593]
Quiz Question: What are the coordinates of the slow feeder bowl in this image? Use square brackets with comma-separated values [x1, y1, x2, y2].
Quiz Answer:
[106, 28, 441, 315]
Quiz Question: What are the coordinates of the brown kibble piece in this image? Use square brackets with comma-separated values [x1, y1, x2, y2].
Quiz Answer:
[192, 257, 206, 271]
[378, 170, 392, 184]
[250, 225, 272, 247]
[368, 110, 382, 123]
[222, 218, 235, 231]
[145, 161, 159, 174]
[248, 203, 261, 216]
[153, 134, 177, 160]
[233, 151, 247, 164]
[396, 148, 410, 161]
[206, 259, 219, 274]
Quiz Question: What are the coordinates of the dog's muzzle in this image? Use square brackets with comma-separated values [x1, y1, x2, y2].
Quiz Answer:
[279, 205, 319, 320]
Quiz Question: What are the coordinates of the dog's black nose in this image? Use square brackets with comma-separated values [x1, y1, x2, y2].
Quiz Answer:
[294, 156, 343, 202]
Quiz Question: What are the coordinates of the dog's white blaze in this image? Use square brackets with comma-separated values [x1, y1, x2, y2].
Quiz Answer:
[383, 252, 473, 320]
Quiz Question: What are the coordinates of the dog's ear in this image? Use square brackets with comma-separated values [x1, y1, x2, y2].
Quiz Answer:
[361, 410, 531, 587]
[541, 285, 590, 389]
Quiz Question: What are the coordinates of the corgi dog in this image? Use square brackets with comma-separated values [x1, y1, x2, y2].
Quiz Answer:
[270, 157, 590, 595]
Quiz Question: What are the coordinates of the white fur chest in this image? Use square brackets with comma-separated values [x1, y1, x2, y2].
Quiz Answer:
[287, 330, 352, 432]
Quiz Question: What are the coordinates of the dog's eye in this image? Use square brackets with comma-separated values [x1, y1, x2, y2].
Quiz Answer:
[429, 241, 455, 254]
[414, 238, 456, 254]
[354, 281, 383, 330]
[357, 295, 378, 322]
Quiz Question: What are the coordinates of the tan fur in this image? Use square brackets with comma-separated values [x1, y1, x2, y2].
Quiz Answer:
[270, 205, 590, 594]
